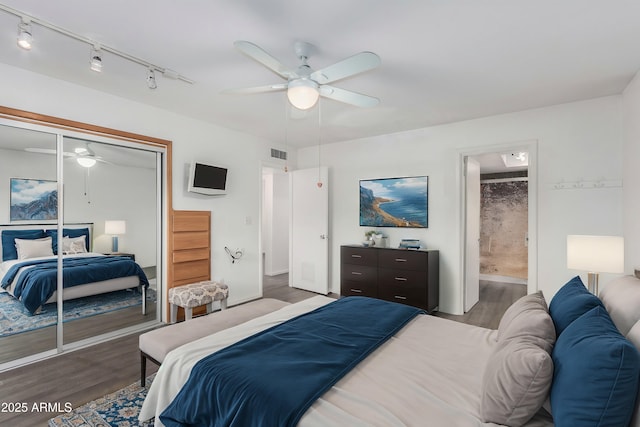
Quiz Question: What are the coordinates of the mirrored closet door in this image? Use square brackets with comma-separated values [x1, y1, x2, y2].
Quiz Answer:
[61, 135, 160, 345]
[0, 123, 59, 364]
[0, 117, 164, 368]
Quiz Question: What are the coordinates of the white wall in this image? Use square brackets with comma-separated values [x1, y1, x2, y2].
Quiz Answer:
[2, 60, 631, 315]
[298, 96, 624, 314]
[0, 62, 289, 306]
[623, 71, 640, 273]
[0, 148, 156, 267]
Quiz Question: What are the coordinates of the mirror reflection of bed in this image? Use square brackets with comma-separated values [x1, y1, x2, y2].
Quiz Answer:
[0, 123, 161, 365]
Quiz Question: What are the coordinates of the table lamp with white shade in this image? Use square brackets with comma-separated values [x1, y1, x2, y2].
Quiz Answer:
[567, 235, 624, 295]
[105, 220, 126, 253]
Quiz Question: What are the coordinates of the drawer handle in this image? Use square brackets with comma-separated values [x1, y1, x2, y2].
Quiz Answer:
[351, 271, 362, 276]
[350, 289, 363, 293]
[394, 277, 408, 282]
[395, 258, 408, 262]
[394, 295, 407, 300]
[351, 254, 362, 258]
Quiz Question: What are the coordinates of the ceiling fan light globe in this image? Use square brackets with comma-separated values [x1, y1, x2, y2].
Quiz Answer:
[77, 157, 96, 168]
[287, 79, 319, 110]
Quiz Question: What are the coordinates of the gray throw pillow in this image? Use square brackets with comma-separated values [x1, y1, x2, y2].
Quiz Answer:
[481, 339, 554, 426]
[497, 291, 556, 353]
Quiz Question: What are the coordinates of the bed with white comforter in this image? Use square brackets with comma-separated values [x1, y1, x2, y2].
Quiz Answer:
[140, 274, 640, 427]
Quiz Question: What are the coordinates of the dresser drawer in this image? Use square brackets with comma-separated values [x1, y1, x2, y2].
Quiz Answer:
[341, 280, 378, 298]
[378, 268, 427, 288]
[341, 265, 377, 283]
[378, 249, 427, 271]
[341, 246, 377, 266]
[378, 283, 427, 309]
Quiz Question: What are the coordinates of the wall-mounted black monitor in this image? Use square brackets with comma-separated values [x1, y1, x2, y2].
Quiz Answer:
[188, 161, 227, 196]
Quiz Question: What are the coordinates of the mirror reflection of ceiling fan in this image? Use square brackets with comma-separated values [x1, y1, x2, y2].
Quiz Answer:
[222, 40, 381, 110]
[25, 143, 110, 168]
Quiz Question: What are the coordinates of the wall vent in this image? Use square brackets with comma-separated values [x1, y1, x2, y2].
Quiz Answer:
[270, 148, 287, 160]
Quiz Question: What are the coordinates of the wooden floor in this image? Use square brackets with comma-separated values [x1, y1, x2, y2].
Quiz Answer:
[263, 274, 339, 303]
[0, 275, 524, 426]
[434, 280, 527, 329]
[0, 294, 157, 364]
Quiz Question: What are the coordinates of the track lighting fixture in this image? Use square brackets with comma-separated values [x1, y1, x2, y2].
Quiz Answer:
[1, 4, 194, 87]
[90, 46, 102, 72]
[17, 18, 32, 50]
[147, 68, 157, 89]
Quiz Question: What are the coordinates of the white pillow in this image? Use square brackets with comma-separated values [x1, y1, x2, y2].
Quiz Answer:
[62, 235, 87, 254]
[15, 237, 54, 260]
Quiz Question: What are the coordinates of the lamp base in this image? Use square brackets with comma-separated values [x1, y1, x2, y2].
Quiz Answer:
[112, 236, 119, 253]
[587, 272, 599, 295]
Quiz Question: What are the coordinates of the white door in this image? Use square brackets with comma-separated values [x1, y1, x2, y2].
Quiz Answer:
[290, 167, 329, 294]
[464, 157, 481, 311]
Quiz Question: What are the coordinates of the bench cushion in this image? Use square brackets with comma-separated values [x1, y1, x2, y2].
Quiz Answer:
[168, 281, 229, 309]
[140, 298, 290, 363]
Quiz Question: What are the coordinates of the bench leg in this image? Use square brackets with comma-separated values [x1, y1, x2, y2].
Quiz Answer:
[220, 299, 228, 310]
[141, 352, 147, 387]
[170, 304, 177, 323]
[185, 307, 193, 321]
[206, 302, 213, 314]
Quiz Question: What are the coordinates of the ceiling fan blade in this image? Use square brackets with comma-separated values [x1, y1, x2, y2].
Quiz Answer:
[310, 52, 381, 84]
[320, 85, 379, 108]
[25, 147, 75, 157]
[234, 41, 297, 80]
[221, 83, 288, 95]
[95, 157, 113, 165]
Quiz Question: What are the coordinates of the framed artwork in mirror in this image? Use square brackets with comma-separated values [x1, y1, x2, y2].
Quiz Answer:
[10, 178, 58, 222]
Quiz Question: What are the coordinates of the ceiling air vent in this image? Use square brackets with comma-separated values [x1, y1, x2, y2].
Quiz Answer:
[270, 148, 287, 160]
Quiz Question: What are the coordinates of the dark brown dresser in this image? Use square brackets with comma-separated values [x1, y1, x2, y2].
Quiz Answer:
[340, 245, 439, 312]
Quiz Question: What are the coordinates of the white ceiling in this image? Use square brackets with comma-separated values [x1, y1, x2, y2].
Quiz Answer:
[0, 1, 639, 149]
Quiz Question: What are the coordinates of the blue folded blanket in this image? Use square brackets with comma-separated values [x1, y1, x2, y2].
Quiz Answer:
[160, 296, 423, 427]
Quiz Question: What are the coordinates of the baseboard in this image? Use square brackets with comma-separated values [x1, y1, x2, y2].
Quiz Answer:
[264, 269, 289, 277]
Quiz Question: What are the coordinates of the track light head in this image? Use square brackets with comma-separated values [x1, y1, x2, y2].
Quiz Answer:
[90, 46, 102, 72]
[17, 19, 32, 50]
[147, 68, 157, 89]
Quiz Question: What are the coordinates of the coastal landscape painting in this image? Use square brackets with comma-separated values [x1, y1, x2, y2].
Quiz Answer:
[360, 176, 428, 228]
[10, 178, 58, 221]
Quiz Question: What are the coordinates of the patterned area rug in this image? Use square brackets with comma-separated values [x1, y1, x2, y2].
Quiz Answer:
[48, 374, 156, 427]
[0, 288, 156, 337]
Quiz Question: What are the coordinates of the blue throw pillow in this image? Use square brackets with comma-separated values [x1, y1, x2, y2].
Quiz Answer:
[550, 306, 640, 427]
[45, 228, 90, 254]
[1, 229, 46, 261]
[549, 276, 604, 335]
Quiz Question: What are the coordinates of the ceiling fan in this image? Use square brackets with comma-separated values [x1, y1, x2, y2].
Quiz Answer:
[222, 40, 381, 110]
[25, 143, 110, 168]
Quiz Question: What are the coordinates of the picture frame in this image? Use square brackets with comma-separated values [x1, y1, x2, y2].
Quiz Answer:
[10, 178, 58, 222]
[359, 176, 429, 228]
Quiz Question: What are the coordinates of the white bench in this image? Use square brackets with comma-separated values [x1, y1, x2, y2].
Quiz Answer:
[139, 298, 290, 386]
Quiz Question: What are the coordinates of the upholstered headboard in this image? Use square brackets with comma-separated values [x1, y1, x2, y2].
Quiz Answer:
[0, 223, 94, 261]
[599, 275, 640, 427]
